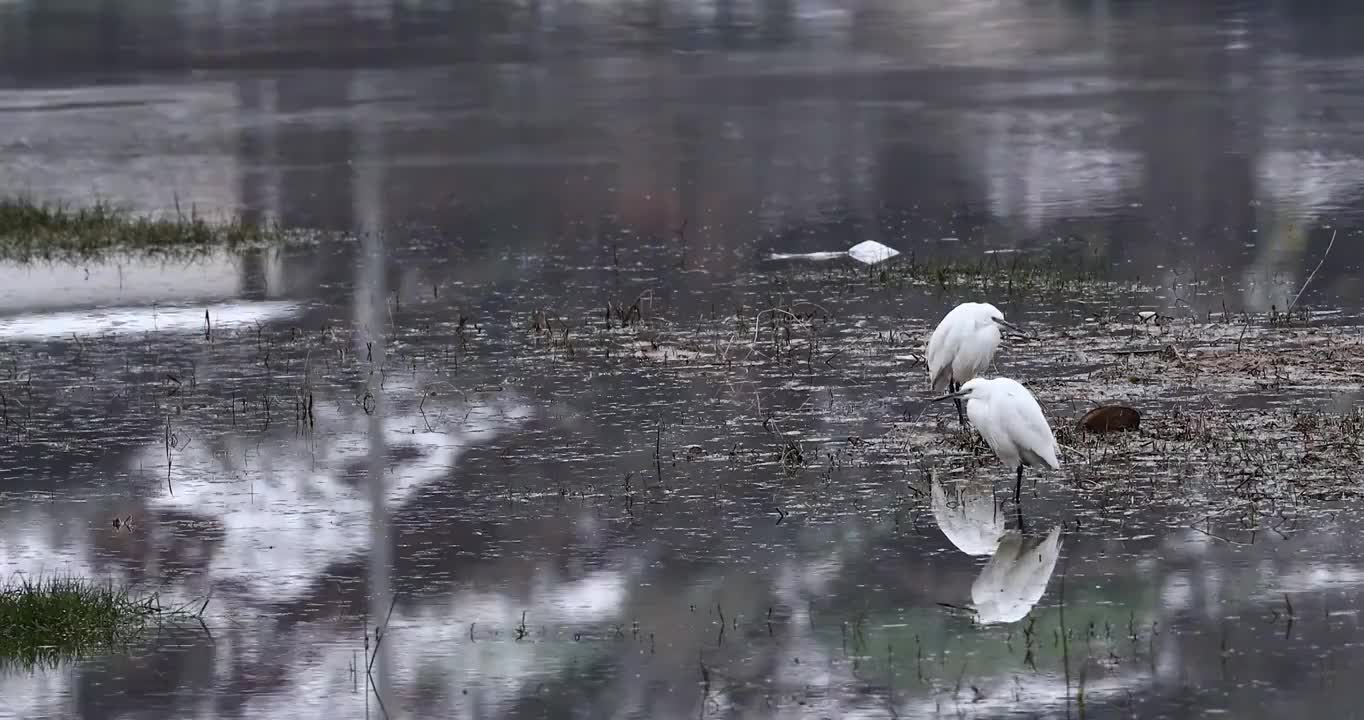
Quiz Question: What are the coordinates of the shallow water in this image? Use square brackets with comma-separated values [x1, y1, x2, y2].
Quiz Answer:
[3, 1, 1364, 719]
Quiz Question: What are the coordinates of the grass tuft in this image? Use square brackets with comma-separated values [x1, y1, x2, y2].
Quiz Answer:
[0, 197, 300, 262]
[867, 253, 1116, 293]
[0, 576, 202, 664]
[801, 251, 1147, 296]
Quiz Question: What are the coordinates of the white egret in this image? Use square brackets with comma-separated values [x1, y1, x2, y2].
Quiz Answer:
[932, 377, 1060, 503]
[925, 302, 1025, 427]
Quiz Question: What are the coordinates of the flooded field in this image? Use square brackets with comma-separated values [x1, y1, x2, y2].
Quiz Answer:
[3, 1, 1364, 718]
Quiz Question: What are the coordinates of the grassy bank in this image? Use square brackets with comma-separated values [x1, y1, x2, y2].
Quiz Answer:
[0, 197, 297, 262]
[0, 577, 202, 663]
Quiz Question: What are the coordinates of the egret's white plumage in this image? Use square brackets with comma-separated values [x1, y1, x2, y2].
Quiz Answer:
[926, 302, 1022, 426]
[937, 376, 1060, 501]
[964, 377, 1060, 470]
[927, 303, 1005, 391]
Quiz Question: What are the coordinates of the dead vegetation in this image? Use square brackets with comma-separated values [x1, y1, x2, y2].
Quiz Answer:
[500, 281, 1364, 521]
[866, 310, 1364, 517]
[1, 254, 1358, 529]
[521, 294, 849, 372]
[1073, 314, 1364, 391]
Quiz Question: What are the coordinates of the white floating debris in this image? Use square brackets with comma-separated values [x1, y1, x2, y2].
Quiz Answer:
[766, 251, 847, 261]
[766, 240, 901, 266]
[846, 240, 900, 265]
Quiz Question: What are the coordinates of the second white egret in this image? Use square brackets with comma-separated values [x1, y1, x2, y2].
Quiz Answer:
[925, 302, 1025, 427]
[932, 376, 1060, 503]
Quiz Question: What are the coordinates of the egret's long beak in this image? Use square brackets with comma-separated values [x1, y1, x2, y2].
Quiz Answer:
[992, 316, 1032, 340]
[936, 602, 977, 618]
[931, 389, 970, 402]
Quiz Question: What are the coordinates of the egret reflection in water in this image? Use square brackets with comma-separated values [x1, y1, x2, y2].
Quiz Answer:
[970, 526, 1064, 625]
[930, 476, 1007, 557]
[928, 475, 1063, 624]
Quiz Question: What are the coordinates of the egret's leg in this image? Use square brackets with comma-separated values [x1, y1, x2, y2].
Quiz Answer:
[1014, 464, 1024, 504]
[950, 380, 967, 428]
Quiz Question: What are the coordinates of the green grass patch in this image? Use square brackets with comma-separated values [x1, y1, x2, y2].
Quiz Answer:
[807, 251, 1149, 296]
[0, 197, 301, 262]
[0, 576, 204, 665]
[868, 253, 1118, 293]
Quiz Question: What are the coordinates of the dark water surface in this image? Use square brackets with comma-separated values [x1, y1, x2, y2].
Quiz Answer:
[3, 1, 1364, 718]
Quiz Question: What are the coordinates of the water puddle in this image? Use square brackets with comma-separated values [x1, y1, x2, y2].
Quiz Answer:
[5, 1, 1364, 718]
